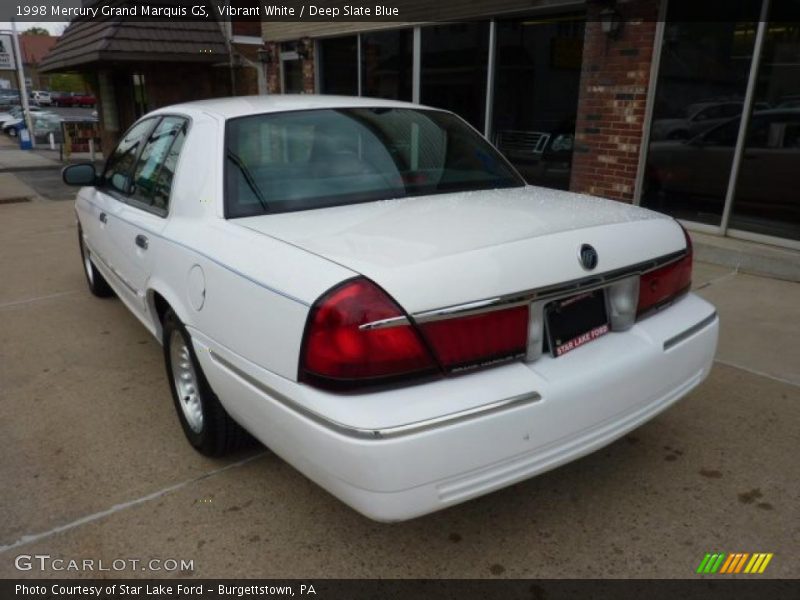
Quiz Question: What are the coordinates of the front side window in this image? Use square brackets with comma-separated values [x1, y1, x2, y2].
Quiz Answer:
[130, 116, 188, 211]
[101, 118, 156, 194]
[224, 108, 524, 218]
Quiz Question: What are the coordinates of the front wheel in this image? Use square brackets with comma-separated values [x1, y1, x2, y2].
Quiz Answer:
[163, 309, 251, 456]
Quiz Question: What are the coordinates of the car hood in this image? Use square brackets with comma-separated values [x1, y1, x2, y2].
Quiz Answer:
[237, 186, 684, 312]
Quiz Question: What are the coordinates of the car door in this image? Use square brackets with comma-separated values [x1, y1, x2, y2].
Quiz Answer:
[77, 117, 157, 289]
[108, 116, 189, 319]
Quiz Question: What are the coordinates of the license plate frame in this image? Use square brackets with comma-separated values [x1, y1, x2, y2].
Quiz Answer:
[545, 289, 609, 357]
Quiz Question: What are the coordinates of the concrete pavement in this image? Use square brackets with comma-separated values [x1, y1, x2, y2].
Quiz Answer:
[0, 200, 798, 579]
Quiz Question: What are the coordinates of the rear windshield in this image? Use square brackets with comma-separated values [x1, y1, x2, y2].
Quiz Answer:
[224, 107, 524, 217]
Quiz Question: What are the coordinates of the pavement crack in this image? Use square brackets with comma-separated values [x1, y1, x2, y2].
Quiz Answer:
[0, 451, 267, 553]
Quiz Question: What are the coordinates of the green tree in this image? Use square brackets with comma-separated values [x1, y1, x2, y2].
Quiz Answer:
[22, 27, 49, 36]
[49, 73, 88, 93]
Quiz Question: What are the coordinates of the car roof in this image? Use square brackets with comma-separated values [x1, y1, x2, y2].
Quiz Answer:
[151, 94, 438, 120]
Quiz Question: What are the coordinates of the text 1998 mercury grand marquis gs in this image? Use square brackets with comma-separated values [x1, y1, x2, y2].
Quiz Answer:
[65, 96, 718, 521]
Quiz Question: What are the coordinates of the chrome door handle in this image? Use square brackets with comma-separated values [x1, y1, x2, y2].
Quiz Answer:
[99, 212, 107, 223]
[135, 234, 149, 250]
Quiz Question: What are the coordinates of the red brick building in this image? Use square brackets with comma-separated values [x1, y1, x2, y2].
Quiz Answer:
[18, 34, 58, 91]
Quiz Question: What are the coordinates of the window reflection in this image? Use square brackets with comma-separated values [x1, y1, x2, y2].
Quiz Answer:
[492, 15, 584, 190]
[420, 23, 489, 131]
[319, 36, 358, 95]
[361, 29, 413, 100]
[642, 2, 761, 225]
[730, 17, 800, 241]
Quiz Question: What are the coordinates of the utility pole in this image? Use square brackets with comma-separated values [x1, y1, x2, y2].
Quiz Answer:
[11, 19, 35, 147]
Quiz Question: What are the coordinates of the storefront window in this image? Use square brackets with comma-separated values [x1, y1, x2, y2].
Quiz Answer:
[492, 14, 584, 190]
[421, 23, 489, 131]
[280, 42, 305, 94]
[361, 29, 413, 100]
[318, 36, 358, 95]
[729, 14, 800, 241]
[642, 1, 762, 226]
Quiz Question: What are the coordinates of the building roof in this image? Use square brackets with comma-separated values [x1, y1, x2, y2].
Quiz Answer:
[39, 4, 229, 73]
[19, 35, 57, 65]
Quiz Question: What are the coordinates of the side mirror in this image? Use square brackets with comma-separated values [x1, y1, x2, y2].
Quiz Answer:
[62, 163, 97, 186]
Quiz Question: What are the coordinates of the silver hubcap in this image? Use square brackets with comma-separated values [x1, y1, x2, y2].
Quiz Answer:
[169, 330, 204, 433]
[81, 237, 94, 284]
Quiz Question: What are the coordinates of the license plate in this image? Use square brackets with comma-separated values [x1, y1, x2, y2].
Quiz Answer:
[545, 290, 609, 357]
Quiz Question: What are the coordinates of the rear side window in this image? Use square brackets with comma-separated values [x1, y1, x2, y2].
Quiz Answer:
[101, 118, 156, 194]
[130, 116, 188, 212]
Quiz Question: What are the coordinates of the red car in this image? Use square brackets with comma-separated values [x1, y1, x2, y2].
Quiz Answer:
[51, 92, 76, 107]
[72, 92, 96, 108]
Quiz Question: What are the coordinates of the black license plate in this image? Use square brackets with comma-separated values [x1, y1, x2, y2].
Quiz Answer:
[545, 290, 609, 357]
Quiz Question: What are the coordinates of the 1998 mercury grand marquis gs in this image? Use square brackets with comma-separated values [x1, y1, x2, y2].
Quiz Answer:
[64, 96, 718, 521]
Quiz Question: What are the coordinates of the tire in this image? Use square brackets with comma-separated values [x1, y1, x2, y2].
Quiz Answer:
[78, 226, 114, 297]
[162, 309, 251, 456]
[7, 127, 17, 137]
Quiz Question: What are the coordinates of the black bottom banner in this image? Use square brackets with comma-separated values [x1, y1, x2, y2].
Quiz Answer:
[3, 579, 800, 600]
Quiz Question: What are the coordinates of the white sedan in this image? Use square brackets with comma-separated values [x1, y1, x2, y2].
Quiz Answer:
[64, 96, 718, 521]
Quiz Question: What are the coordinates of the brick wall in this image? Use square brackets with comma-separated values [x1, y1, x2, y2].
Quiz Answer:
[265, 39, 316, 94]
[570, 0, 661, 202]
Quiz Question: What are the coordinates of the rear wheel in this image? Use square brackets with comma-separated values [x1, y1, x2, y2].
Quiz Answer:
[78, 226, 114, 297]
[162, 309, 251, 456]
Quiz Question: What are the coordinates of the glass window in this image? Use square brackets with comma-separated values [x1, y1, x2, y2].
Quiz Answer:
[101, 118, 157, 195]
[492, 14, 584, 190]
[642, 0, 762, 225]
[361, 29, 413, 100]
[730, 13, 800, 241]
[224, 108, 523, 218]
[421, 23, 489, 131]
[318, 36, 358, 95]
[130, 116, 188, 211]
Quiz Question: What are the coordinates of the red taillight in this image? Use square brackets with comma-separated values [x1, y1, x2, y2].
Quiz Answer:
[300, 278, 437, 389]
[419, 306, 529, 370]
[637, 226, 693, 317]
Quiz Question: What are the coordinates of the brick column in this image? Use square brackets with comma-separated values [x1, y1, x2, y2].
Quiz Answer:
[570, 0, 661, 202]
[265, 42, 281, 94]
[301, 37, 316, 94]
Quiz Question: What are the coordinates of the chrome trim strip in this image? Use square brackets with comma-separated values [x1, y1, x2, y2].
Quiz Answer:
[208, 350, 541, 440]
[663, 311, 718, 351]
[358, 315, 410, 331]
[413, 250, 687, 324]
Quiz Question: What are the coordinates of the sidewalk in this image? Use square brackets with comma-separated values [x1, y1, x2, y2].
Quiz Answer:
[0, 134, 103, 172]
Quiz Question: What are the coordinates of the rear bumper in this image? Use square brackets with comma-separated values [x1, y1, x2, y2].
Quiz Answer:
[192, 293, 718, 521]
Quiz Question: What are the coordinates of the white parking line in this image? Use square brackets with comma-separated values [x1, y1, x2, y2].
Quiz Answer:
[0, 451, 267, 554]
[714, 358, 799, 389]
[0, 290, 80, 310]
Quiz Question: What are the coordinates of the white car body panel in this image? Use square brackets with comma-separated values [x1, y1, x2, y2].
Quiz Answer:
[74, 95, 718, 521]
[238, 189, 684, 312]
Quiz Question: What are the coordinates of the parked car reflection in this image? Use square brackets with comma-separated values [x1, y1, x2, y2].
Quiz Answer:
[495, 121, 576, 190]
[650, 100, 772, 141]
[646, 109, 800, 228]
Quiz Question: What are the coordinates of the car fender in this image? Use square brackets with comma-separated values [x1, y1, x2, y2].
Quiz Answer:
[145, 279, 192, 344]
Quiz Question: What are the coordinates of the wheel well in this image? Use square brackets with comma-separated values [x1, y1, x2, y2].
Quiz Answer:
[152, 291, 170, 326]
